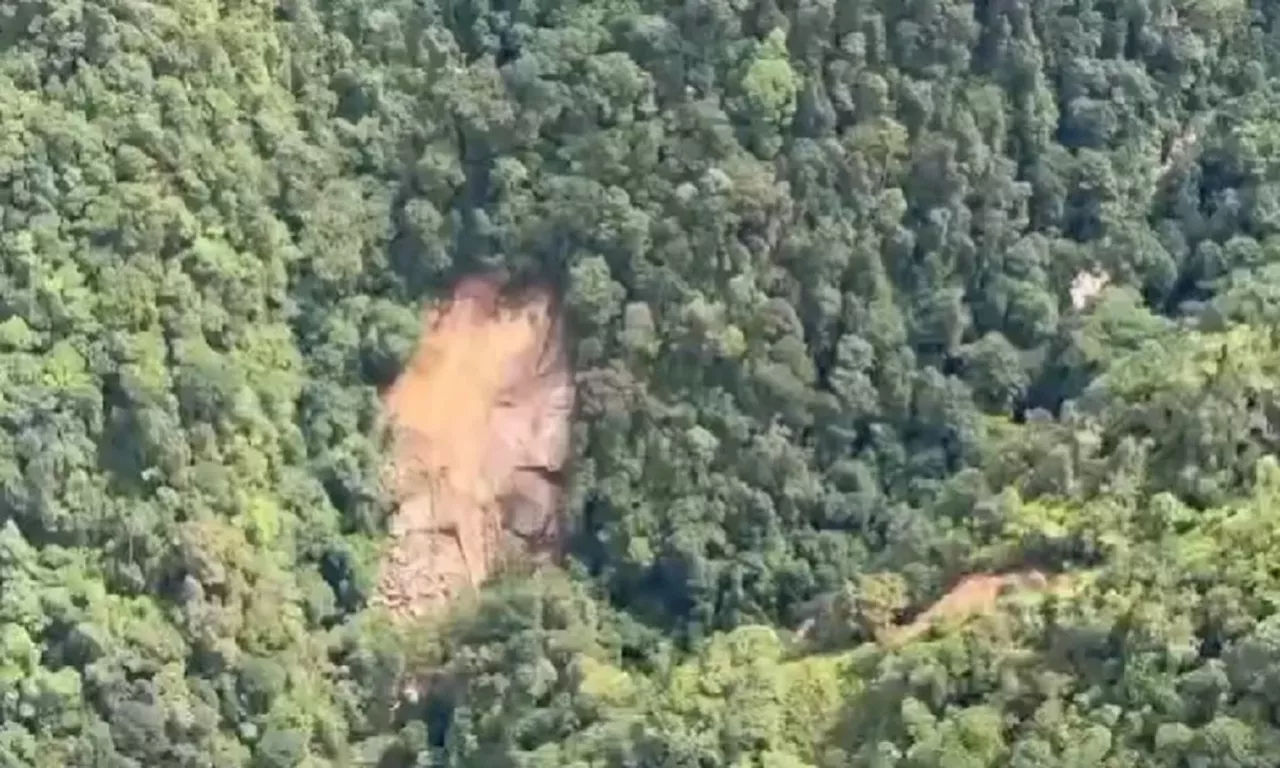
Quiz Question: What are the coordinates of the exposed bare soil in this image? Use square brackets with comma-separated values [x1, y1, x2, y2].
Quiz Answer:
[887, 570, 1062, 646]
[373, 276, 573, 619]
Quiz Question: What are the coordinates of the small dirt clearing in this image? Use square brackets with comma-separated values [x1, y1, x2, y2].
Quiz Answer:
[373, 276, 573, 619]
[885, 569, 1071, 646]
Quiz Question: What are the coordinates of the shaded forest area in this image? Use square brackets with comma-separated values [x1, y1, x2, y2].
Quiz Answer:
[6, 0, 1280, 765]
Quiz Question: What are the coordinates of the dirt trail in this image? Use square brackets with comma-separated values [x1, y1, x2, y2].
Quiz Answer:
[886, 570, 1067, 646]
[374, 276, 573, 619]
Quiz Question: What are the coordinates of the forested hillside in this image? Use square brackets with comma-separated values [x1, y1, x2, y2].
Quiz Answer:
[5, 0, 1280, 765]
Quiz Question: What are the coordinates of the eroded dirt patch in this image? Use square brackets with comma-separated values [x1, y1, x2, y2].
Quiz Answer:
[374, 277, 573, 619]
[887, 569, 1069, 646]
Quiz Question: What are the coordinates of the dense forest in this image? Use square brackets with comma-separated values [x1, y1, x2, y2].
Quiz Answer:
[5, 0, 1280, 764]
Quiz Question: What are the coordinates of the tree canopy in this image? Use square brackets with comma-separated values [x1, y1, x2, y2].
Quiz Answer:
[6, 0, 1280, 765]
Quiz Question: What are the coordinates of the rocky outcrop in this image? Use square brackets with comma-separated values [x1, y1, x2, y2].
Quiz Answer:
[374, 277, 573, 619]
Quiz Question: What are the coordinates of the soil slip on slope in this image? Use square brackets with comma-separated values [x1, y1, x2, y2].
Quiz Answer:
[374, 277, 573, 619]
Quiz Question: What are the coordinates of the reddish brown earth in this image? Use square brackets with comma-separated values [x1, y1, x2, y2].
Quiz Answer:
[887, 570, 1059, 645]
[792, 570, 1064, 648]
[373, 277, 573, 619]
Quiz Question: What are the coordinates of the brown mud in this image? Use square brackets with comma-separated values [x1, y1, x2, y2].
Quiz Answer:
[794, 569, 1068, 648]
[886, 569, 1070, 646]
[373, 276, 574, 619]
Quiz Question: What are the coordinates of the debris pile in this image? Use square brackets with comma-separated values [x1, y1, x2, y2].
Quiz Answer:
[374, 277, 573, 618]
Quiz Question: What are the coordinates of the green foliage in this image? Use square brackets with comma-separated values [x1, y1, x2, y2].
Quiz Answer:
[8, 0, 1280, 764]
